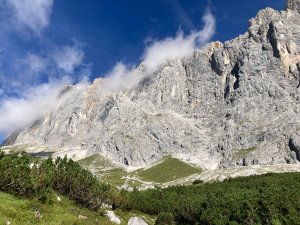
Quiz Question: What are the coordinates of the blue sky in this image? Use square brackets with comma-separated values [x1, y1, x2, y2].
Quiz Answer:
[0, 0, 285, 142]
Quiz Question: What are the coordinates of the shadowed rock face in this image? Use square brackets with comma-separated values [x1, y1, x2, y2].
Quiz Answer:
[5, 1, 300, 170]
[289, 137, 300, 161]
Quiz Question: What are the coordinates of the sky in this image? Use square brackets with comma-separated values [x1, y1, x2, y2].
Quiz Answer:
[0, 0, 286, 142]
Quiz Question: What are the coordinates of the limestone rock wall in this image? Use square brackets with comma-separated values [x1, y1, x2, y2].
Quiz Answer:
[7, 2, 300, 170]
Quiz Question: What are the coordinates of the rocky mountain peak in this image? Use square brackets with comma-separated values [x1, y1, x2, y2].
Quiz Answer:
[3, 1, 300, 171]
[287, 0, 300, 12]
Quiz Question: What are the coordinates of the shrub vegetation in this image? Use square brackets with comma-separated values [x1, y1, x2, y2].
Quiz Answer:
[0, 151, 111, 210]
[118, 173, 300, 224]
[1, 149, 300, 224]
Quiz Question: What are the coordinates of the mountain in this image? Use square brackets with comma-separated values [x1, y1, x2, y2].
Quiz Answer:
[3, 0, 300, 172]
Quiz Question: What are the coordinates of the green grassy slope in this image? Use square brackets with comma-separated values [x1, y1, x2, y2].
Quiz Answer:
[79, 155, 203, 186]
[79, 154, 116, 170]
[135, 157, 202, 183]
[79, 154, 127, 186]
[0, 192, 114, 225]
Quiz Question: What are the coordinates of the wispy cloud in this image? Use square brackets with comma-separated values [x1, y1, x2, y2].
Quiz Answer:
[0, 75, 90, 135]
[0, 0, 93, 138]
[25, 54, 47, 73]
[51, 45, 85, 74]
[0, 32, 89, 137]
[5, 0, 54, 35]
[0, 42, 88, 94]
[168, 0, 195, 30]
[104, 9, 216, 92]
[0, 77, 70, 134]
[15, 53, 47, 80]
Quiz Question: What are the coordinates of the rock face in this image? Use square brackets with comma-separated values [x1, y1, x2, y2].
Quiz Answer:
[5, 2, 300, 170]
[287, 0, 300, 13]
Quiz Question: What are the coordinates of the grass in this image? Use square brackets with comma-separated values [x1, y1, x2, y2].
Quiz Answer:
[79, 155, 203, 186]
[127, 179, 143, 188]
[79, 154, 116, 170]
[135, 157, 202, 183]
[101, 168, 127, 186]
[0, 192, 114, 225]
[79, 154, 127, 186]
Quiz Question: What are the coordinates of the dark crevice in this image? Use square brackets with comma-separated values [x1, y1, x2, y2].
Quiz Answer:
[124, 157, 129, 165]
[288, 138, 300, 161]
[267, 22, 280, 59]
[224, 85, 230, 99]
[187, 90, 192, 104]
[224, 75, 230, 99]
[231, 63, 240, 90]
[297, 63, 300, 88]
[99, 99, 114, 122]
[183, 63, 190, 78]
[210, 53, 222, 75]
[142, 158, 147, 164]
[150, 131, 159, 140]
[67, 113, 77, 126]
[139, 76, 152, 88]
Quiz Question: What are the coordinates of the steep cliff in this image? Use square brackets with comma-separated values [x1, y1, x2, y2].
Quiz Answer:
[5, 0, 300, 171]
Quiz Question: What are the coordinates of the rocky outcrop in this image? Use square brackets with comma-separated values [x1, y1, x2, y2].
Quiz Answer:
[128, 217, 148, 225]
[4, 1, 300, 170]
[105, 211, 121, 224]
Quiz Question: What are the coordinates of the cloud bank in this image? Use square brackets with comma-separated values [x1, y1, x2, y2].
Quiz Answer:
[104, 9, 216, 92]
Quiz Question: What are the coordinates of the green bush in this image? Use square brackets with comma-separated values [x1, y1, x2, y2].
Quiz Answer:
[0, 150, 111, 210]
[52, 156, 111, 209]
[0, 152, 50, 198]
[2, 149, 300, 224]
[118, 173, 300, 224]
[155, 212, 175, 225]
[192, 179, 203, 185]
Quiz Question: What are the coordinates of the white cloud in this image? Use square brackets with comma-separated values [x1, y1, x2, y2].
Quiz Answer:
[17, 53, 47, 76]
[194, 9, 216, 45]
[143, 9, 215, 71]
[142, 31, 195, 72]
[103, 62, 140, 92]
[6, 0, 54, 34]
[0, 44, 88, 100]
[104, 9, 216, 92]
[51, 46, 85, 74]
[0, 77, 71, 134]
[26, 54, 47, 73]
